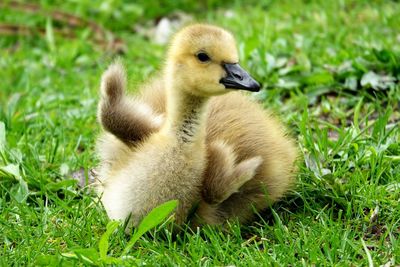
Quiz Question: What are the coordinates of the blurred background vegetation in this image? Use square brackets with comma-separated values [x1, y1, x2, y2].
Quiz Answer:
[1, 0, 399, 93]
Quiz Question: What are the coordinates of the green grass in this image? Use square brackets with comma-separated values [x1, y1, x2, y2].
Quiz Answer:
[1, 0, 399, 265]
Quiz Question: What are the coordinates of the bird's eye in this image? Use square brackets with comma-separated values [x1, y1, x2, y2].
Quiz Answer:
[196, 52, 210, 62]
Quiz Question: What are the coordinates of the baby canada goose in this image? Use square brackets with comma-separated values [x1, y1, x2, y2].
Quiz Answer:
[96, 24, 298, 227]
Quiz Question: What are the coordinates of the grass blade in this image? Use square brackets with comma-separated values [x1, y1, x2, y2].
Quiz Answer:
[121, 200, 178, 256]
[46, 17, 55, 52]
[99, 221, 120, 260]
[0, 121, 5, 153]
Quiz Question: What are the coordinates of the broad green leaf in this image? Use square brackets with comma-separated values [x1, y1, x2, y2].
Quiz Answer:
[122, 199, 178, 256]
[10, 180, 29, 203]
[104, 256, 124, 265]
[373, 48, 396, 64]
[99, 221, 120, 260]
[360, 71, 396, 90]
[62, 248, 100, 265]
[344, 76, 358, 91]
[296, 52, 311, 72]
[0, 164, 29, 203]
[302, 72, 334, 85]
[61, 253, 94, 265]
[0, 164, 21, 180]
[35, 255, 61, 266]
[45, 179, 78, 191]
[59, 163, 70, 176]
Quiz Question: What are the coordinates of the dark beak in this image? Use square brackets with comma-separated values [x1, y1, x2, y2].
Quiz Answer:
[220, 63, 261, 92]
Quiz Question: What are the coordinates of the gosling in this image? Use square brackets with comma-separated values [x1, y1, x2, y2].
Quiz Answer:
[96, 24, 298, 226]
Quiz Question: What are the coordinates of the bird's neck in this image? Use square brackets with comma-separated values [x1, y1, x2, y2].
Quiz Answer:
[163, 83, 209, 144]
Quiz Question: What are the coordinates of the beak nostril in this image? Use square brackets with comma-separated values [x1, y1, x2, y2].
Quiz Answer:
[233, 73, 243, 80]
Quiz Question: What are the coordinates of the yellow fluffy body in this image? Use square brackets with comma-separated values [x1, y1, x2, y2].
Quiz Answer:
[96, 24, 298, 226]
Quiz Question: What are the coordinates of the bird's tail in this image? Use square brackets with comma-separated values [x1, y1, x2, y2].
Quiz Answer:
[100, 61, 126, 103]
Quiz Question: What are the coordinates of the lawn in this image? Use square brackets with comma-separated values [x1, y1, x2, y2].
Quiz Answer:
[1, 0, 399, 265]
